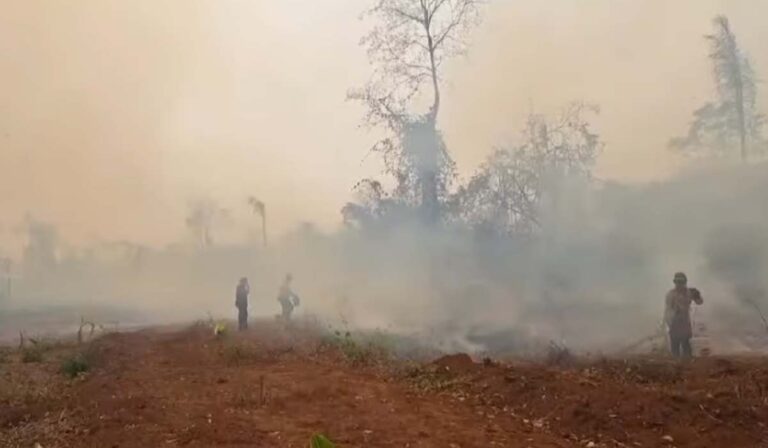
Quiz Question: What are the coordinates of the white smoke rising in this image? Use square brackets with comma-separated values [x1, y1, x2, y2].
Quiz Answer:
[4, 162, 768, 354]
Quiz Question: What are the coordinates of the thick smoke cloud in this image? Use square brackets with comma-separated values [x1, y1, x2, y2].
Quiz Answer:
[3, 1, 768, 253]
[320, 163, 768, 353]
[2, 2, 768, 354]
[8, 163, 767, 356]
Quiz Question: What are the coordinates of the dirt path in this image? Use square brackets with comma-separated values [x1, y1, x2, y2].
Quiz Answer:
[53, 325, 566, 448]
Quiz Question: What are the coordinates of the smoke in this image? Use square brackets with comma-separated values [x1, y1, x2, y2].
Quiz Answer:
[444, 0, 768, 183]
[3, 1, 768, 252]
[4, 162, 768, 354]
[2, 1, 768, 353]
[295, 161, 768, 353]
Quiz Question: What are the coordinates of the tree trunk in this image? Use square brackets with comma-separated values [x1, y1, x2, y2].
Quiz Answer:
[421, 9, 441, 224]
[421, 165, 439, 223]
[261, 211, 267, 247]
[736, 84, 747, 162]
[721, 17, 748, 162]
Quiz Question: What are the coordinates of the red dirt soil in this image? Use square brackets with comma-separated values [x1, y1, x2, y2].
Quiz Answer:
[409, 355, 768, 447]
[2, 323, 565, 448]
[2, 322, 768, 447]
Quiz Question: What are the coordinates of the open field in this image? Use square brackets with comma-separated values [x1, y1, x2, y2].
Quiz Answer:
[2, 320, 767, 447]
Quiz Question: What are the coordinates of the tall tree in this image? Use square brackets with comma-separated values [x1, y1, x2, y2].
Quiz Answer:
[349, 0, 482, 222]
[671, 16, 765, 161]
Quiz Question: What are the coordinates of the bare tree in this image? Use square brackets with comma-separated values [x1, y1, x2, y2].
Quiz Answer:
[185, 200, 227, 249]
[671, 16, 765, 161]
[248, 196, 267, 247]
[452, 103, 602, 236]
[349, 0, 483, 222]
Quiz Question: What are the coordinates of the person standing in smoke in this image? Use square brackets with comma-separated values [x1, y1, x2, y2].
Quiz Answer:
[235, 277, 250, 331]
[664, 272, 703, 358]
[277, 273, 300, 321]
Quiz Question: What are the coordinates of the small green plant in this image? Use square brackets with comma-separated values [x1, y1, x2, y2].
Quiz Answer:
[322, 328, 390, 366]
[61, 353, 90, 378]
[309, 434, 336, 448]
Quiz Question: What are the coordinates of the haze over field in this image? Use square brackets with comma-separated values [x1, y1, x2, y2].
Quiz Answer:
[1, 1, 768, 353]
[1, 0, 766, 247]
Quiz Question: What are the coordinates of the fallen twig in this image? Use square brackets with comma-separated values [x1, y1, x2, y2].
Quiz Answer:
[699, 404, 724, 424]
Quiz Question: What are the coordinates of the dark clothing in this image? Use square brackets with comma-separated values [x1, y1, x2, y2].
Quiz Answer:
[238, 307, 248, 331]
[665, 287, 703, 358]
[236, 284, 249, 309]
[235, 282, 250, 331]
[670, 332, 692, 358]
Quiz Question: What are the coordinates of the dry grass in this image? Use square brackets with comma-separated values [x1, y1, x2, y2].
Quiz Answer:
[2, 409, 79, 448]
[0, 331, 104, 447]
[220, 340, 263, 366]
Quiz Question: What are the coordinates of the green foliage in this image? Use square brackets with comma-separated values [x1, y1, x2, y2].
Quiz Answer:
[61, 353, 90, 378]
[309, 434, 336, 448]
[322, 327, 391, 366]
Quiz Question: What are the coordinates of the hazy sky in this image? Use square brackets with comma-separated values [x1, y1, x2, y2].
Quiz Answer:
[1, 0, 766, 252]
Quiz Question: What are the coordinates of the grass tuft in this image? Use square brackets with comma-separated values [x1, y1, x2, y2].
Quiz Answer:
[60, 353, 90, 378]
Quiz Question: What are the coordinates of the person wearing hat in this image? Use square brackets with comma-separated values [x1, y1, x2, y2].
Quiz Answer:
[664, 272, 703, 358]
[235, 277, 250, 331]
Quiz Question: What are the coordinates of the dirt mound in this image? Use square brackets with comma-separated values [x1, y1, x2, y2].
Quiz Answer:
[432, 353, 476, 373]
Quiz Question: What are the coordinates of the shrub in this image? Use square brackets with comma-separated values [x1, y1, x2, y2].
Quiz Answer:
[61, 353, 90, 378]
